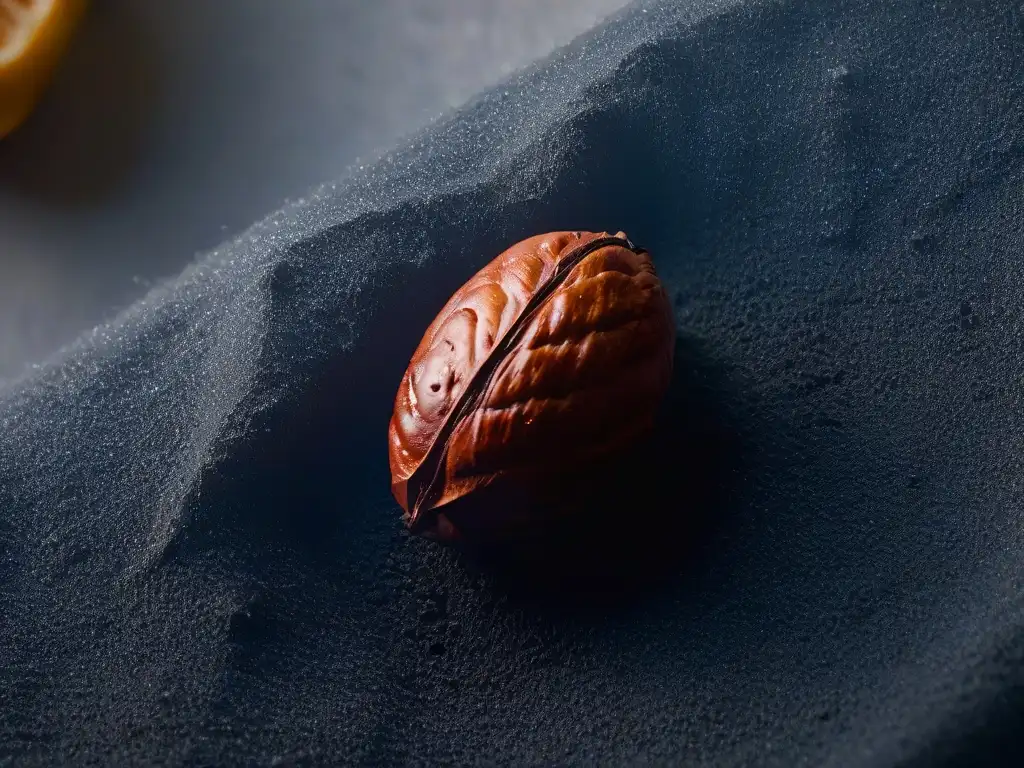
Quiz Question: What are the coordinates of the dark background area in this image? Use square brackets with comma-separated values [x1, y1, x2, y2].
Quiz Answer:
[0, 0, 627, 381]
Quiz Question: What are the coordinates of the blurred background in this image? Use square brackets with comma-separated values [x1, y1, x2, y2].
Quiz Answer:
[0, 0, 628, 382]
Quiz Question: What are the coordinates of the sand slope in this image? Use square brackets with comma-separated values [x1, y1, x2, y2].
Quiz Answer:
[3, 0, 1024, 764]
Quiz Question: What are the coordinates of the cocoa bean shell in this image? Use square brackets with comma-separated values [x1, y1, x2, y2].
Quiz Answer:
[388, 230, 675, 541]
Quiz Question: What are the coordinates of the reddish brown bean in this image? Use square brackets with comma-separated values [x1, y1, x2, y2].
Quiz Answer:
[388, 230, 675, 543]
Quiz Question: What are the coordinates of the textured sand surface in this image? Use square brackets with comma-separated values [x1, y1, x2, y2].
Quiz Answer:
[3, 0, 1024, 764]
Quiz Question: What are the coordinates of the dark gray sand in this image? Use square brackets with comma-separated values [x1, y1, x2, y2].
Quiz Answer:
[4, 0, 1024, 764]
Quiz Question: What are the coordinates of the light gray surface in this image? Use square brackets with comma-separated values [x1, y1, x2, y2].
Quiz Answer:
[0, 0, 628, 381]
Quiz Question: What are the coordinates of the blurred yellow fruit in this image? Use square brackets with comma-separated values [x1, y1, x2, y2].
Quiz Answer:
[0, 0, 88, 139]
